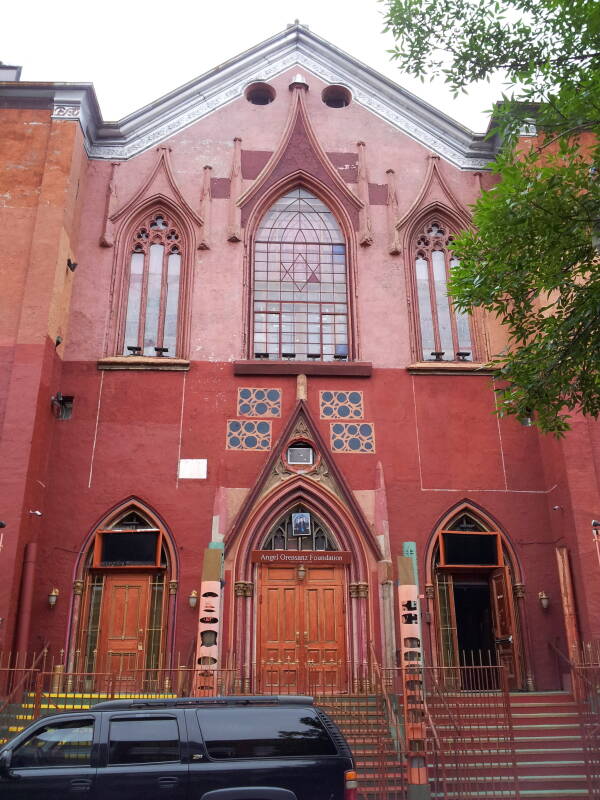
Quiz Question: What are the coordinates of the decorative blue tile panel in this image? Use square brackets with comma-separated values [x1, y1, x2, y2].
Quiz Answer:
[237, 388, 281, 417]
[330, 422, 375, 453]
[227, 420, 272, 450]
[320, 390, 364, 419]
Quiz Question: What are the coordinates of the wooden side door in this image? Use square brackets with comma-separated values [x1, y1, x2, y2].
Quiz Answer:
[303, 566, 346, 693]
[490, 567, 521, 689]
[95, 574, 151, 682]
[259, 566, 302, 693]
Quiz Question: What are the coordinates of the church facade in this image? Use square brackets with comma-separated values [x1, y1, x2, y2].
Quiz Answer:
[1, 24, 598, 697]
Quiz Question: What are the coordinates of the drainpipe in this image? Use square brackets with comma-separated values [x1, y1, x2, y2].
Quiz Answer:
[15, 542, 37, 660]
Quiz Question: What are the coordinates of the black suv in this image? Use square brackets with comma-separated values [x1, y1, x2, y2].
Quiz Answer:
[0, 695, 357, 800]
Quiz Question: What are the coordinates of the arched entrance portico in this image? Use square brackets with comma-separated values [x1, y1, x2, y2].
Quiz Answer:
[225, 475, 380, 694]
[426, 504, 527, 689]
[67, 499, 178, 691]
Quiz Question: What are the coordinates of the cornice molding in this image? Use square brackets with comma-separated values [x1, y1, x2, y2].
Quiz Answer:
[0, 26, 497, 169]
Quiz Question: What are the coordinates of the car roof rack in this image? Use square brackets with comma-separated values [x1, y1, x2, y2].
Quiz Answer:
[93, 695, 314, 710]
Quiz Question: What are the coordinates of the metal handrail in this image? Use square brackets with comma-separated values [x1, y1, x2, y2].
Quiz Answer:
[0, 644, 49, 716]
[368, 645, 406, 755]
[549, 640, 600, 735]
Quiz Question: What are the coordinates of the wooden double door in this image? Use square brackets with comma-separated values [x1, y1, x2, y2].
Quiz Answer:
[258, 564, 347, 693]
[436, 566, 522, 688]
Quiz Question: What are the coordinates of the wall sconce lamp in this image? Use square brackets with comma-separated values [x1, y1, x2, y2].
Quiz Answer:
[538, 591, 550, 610]
[297, 565, 306, 581]
[188, 590, 198, 609]
[48, 588, 59, 608]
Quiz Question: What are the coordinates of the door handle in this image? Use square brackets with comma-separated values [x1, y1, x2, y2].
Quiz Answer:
[295, 631, 300, 644]
[70, 778, 92, 792]
[303, 631, 308, 642]
[158, 776, 179, 789]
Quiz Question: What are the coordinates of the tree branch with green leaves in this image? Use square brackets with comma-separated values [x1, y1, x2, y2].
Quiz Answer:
[383, 0, 600, 434]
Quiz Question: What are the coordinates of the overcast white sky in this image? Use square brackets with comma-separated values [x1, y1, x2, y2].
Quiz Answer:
[4, 0, 504, 132]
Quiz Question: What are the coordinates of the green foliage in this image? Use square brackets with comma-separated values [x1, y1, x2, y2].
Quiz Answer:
[383, 0, 600, 433]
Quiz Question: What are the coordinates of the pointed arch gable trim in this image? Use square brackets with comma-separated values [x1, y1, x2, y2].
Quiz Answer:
[395, 155, 472, 248]
[231, 475, 373, 582]
[238, 86, 362, 230]
[110, 147, 203, 228]
[226, 400, 381, 562]
[424, 499, 524, 584]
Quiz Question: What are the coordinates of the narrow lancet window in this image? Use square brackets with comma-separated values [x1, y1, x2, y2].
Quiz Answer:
[122, 213, 182, 357]
[414, 220, 473, 361]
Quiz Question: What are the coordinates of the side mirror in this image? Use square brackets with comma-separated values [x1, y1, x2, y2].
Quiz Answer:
[0, 749, 13, 777]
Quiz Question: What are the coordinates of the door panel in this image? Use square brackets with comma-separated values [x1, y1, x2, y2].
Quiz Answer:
[260, 577, 301, 693]
[96, 575, 151, 681]
[490, 567, 521, 688]
[95, 713, 188, 800]
[258, 565, 347, 693]
[3, 717, 97, 800]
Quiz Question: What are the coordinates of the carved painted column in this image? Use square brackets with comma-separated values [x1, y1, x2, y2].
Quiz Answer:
[513, 582, 535, 691]
[65, 579, 85, 688]
[350, 581, 369, 689]
[234, 581, 253, 691]
[166, 580, 178, 674]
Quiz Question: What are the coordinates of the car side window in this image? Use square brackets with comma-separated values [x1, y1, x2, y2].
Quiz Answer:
[11, 719, 94, 768]
[196, 707, 337, 759]
[108, 717, 180, 764]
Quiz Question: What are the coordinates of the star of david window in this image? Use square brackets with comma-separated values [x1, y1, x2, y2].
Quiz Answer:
[252, 188, 349, 361]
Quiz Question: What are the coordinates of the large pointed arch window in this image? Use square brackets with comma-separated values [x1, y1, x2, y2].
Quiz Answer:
[121, 212, 183, 357]
[414, 218, 475, 361]
[252, 188, 349, 361]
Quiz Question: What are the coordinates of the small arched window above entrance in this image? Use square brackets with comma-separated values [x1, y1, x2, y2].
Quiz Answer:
[437, 512, 501, 568]
[262, 508, 338, 551]
[93, 509, 167, 568]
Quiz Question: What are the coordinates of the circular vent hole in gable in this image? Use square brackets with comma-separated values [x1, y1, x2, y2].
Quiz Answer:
[322, 85, 351, 108]
[245, 82, 276, 105]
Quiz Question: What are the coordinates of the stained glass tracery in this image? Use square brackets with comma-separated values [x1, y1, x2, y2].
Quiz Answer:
[415, 219, 473, 361]
[253, 188, 349, 361]
[122, 213, 182, 357]
[262, 508, 338, 551]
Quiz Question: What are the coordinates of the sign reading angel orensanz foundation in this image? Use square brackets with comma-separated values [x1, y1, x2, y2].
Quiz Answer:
[251, 551, 352, 564]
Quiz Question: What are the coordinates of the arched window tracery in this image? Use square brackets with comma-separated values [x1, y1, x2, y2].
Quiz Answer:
[413, 218, 475, 361]
[252, 188, 349, 361]
[262, 507, 338, 551]
[120, 211, 183, 357]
